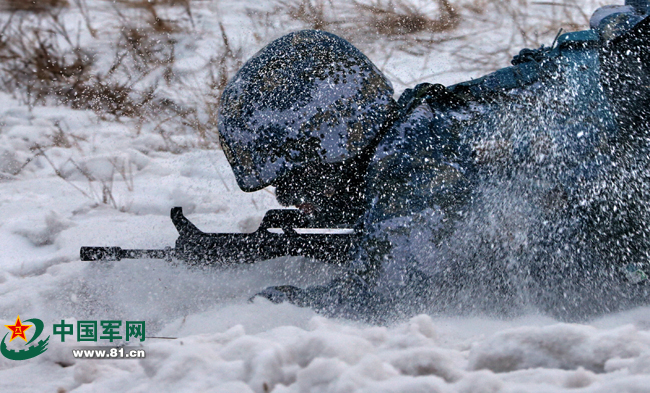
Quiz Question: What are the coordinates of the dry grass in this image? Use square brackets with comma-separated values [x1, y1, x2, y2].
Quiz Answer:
[277, 0, 332, 31]
[27, 122, 134, 210]
[0, 14, 155, 118]
[115, 0, 190, 7]
[119, 25, 176, 69]
[113, 0, 194, 27]
[451, 0, 593, 74]
[0, 0, 598, 151]
[353, 0, 459, 36]
[0, 0, 68, 13]
[156, 22, 243, 148]
[42, 149, 134, 211]
[0, 1, 224, 150]
[264, 0, 595, 82]
[0, 0, 193, 122]
[273, 0, 460, 37]
[263, 0, 463, 57]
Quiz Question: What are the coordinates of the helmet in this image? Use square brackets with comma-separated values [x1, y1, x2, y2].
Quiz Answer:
[217, 30, 396, 192]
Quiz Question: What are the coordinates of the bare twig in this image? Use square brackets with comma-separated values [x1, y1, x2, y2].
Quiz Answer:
[33, 145, 92, 199]
[72, 0, 96, 37]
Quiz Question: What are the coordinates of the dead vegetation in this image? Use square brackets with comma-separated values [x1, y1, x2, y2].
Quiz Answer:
[445, 0, 593, 77]
[269, 0, 461, 48]
[0, 13, 156, 117]
[0, 0, 597, 144]
[115, 0, 191, 7]
[275, 0, 332, 31]
[469, 0, 590, 47]
[262, 0, 595, 84]
[195, 23, 243, 142]
[114, 0, 194, 28]
[0, 0, 68, 13]
[27, 120, 134, 211]
[353, 0, 459, 36]
[36, 145, 135, 211]
[0, 0, 212, 141]
[275, 0, 461, 36]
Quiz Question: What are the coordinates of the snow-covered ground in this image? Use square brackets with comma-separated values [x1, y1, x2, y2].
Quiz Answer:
[2, 0, 650, 392]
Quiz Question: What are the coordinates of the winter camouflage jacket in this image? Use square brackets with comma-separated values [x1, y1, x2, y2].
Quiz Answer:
[336, 8, 650, 320]
[223, 6, 650, 321]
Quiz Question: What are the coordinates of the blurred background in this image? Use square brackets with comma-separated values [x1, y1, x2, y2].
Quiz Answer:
[0, 0, 604, 155]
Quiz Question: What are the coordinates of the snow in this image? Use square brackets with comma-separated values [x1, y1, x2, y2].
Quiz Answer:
[1, 0, 650, 392]
[5, 306, 650, 392]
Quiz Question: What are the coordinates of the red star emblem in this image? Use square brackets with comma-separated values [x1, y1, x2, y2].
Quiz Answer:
[5, 316, 31, 342]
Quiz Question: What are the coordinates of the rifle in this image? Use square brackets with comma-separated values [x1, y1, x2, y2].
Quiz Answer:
[80, 207, 360, 266]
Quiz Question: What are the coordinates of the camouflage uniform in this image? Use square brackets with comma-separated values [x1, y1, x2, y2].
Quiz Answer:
[219, 10, 650, 321]
[352, 10, 650, 320]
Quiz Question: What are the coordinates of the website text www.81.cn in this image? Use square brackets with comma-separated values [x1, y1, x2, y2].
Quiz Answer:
[72, 347, 146, 359]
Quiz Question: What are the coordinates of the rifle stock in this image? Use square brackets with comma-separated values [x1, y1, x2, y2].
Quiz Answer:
[80, 207, 359, 266]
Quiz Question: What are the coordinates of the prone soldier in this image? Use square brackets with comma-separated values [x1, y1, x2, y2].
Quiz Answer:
[216, 2, 650, 321]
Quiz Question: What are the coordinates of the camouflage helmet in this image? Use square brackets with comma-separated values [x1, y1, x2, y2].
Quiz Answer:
[217, 30, 396, 192]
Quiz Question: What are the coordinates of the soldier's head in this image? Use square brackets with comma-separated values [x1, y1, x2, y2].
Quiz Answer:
[217, 30, 396, 217]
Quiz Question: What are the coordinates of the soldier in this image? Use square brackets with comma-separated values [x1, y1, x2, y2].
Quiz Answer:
[217, 5, 650, 321]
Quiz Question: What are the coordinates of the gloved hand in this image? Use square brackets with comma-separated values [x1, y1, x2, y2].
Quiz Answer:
[251, 273, 387, 321]
[251, 285, 311, 306]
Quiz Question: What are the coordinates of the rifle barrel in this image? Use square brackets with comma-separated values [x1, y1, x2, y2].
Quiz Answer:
[80, 207, 359, 265]
[80, 247, 171, 261]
